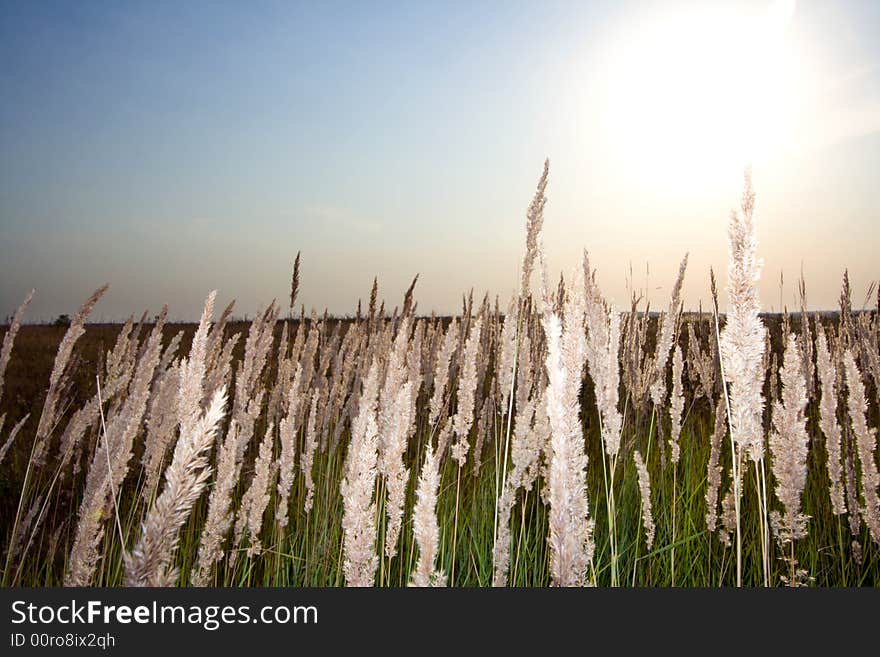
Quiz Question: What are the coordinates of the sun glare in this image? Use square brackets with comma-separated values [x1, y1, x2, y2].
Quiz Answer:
[600, 0, 802, 192]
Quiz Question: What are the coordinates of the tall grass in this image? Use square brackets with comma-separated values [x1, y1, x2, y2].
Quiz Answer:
[0, 162, 878, 588]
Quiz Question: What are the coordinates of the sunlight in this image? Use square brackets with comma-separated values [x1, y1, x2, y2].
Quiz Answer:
[600, 0, 803, 191]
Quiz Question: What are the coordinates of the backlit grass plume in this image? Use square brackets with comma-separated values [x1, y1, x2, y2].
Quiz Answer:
[540, 258, 594, 586]
[816, 322, 846, 515]
[843, 348, 880, 545]
[768, 335, 810, 584]
[718, 169, 767, 586]
[720, 170, 766, 463]
[410, 444, 445, 587]
[340, 360, 381, 586]
[125, 387, 227, 586]
[0, 289, 33, 406]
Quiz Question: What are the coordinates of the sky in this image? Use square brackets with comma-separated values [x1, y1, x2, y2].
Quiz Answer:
[1, 0, 878, 322]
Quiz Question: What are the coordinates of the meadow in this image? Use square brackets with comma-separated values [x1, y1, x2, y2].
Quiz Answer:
[0, 164, 878, 587]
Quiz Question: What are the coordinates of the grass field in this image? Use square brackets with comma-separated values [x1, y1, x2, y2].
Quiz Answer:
[0, 168, 878, 587]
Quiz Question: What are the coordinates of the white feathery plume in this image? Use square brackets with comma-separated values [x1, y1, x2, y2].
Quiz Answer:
[583, 252, 623, 459]
[409, 444, 446, 587]
[520, 159, 549, 297]
[472, 394, 492, 476]
[178, 293, 217, 441]
[633, 450, 655, 549]
[451, 316, 483, 465]
[125, 387, 227, 586]
[428, 319, 459, 427]
[492, 393, 542, 586]
[540, 260, 593, 587]
[768, 335, 811, 544]
[340, 360, 381, 587]
[687, 320, 717, 402]
[382, 382, 413, 558]
[301, 392, 319, 515]
[720, 171, 766, 463]
[496, 294, 518, 415]
[330, 329, 366, 451]
[843, 348, 880, 545]
[405, 319, 424, 438]
[34, 285, 109, 468]
[649, 253, 689, 407]
[719, 485, 737, 547]
[65, 304, 166, 586]
[815, 322, 846, 515]
[705, 405, 727, 532]
[669, 345, 685, 465]
[276, 364, 304, 528]
[855, 312, 880, 396]
[193, 306, 274, 584]
[158, 330, 183, 375]
[203, 332, 239, 412]
[377, 314, 414, 558]
[0, 289, 33, 405]
[0, 414, 29, 466]
[58, 322, 137, 477]
[140, 364, 182, 501]
[235, 421, 277, 557]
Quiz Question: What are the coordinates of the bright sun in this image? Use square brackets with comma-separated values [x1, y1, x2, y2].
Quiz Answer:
[600, 0, 802, 191]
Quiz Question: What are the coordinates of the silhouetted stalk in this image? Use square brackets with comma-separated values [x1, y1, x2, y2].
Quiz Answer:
[494, 299, 523, 563]
[671, 463, 677, 586]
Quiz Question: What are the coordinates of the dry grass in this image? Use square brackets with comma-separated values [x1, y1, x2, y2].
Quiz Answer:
[0, 164, 878, 588]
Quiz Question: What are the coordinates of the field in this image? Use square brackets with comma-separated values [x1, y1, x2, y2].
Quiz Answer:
[0, 168, 878, 587]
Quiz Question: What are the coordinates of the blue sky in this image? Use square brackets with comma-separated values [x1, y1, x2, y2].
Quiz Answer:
[1, 0, 878, 321]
